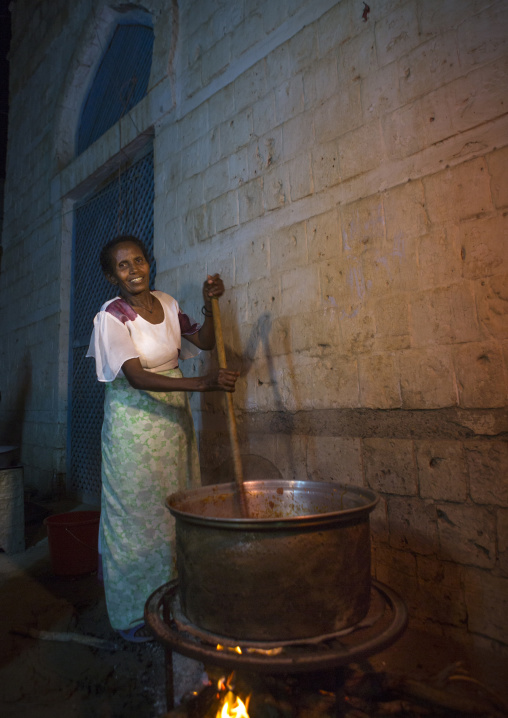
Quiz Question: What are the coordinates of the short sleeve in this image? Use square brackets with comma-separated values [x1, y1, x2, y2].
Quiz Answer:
[177, 308, 202, 360]
[178, 310, 200, 336]
[86, 311, 140, 381]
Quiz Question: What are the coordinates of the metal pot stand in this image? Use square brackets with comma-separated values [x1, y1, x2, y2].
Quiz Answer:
[144, 579, 408, 715]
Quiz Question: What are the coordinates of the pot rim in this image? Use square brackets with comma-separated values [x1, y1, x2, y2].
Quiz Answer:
[166, 479, 379, 530]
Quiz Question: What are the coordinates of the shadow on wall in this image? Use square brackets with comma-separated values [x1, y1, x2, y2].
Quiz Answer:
[1, 351, 32, 463]
[199, 311, 293, 483]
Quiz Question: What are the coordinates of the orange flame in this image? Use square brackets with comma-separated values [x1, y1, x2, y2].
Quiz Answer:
[217, 643, 243, 654]
[216, 690, 250, 718]
[216, 673, 250, 718]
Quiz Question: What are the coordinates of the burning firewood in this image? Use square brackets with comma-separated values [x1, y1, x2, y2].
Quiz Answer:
[162, 663, 508, 718]
[159, 683, 218, 718]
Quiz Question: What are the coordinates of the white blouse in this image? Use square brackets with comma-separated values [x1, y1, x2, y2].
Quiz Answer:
[86, 291, 201, 382]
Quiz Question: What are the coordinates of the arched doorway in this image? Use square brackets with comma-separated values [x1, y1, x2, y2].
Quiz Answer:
[68, 18, 155, 501]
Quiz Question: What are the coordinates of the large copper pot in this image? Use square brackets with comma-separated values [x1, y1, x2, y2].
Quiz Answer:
[167, 480, 378, 641]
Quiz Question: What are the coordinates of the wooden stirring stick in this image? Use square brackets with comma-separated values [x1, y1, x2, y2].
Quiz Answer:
[211, 297, 249, 517]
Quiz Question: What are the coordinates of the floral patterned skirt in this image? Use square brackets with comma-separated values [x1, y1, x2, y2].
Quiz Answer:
[99, 369, 200, 630]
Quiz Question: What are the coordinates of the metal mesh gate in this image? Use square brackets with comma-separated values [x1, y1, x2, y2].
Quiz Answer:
[69, 150, 154, 499]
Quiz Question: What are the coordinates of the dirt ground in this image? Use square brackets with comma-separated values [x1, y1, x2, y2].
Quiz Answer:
[1, 500, 206, 718]
[1, 500, 508, 718]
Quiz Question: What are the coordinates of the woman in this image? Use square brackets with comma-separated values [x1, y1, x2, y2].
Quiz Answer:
[87, 235, 238, 642]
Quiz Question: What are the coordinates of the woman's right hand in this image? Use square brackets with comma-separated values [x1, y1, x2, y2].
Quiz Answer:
[202, 369, 239, 392]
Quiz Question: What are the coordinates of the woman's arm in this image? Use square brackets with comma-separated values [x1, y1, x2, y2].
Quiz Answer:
[122, 273, 240, 390]
[121, 357, 238, 393]
[184, 274, 223, 351]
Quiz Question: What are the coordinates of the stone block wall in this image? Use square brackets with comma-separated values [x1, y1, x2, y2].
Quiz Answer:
[157, 0, 508, 651]
[0, 0, 507, 653]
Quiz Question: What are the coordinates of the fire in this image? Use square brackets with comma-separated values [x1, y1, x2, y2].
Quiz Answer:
[216, 673, 250, 718]
[217, 643, 243, 654]
[216, 690, 250, 718]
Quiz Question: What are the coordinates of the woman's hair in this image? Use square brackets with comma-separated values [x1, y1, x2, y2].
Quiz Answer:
[99, 235, 150, 276]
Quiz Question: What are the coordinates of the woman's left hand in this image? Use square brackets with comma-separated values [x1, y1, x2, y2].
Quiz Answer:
[202, 274, 225, 305]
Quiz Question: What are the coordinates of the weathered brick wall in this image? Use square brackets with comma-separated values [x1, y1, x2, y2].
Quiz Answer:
[0, 0, 81, 493]
[157, 0, 508, 652]
[0, 0, 507, 653]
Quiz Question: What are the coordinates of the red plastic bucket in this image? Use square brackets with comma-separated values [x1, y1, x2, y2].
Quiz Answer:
[44, 511, 100, 576]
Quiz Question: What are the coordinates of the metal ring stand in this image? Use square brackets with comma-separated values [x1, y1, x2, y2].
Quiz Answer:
[145, 579, 408, 715]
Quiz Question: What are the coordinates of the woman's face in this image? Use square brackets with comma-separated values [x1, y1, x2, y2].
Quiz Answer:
[107, 241, 150, 298]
